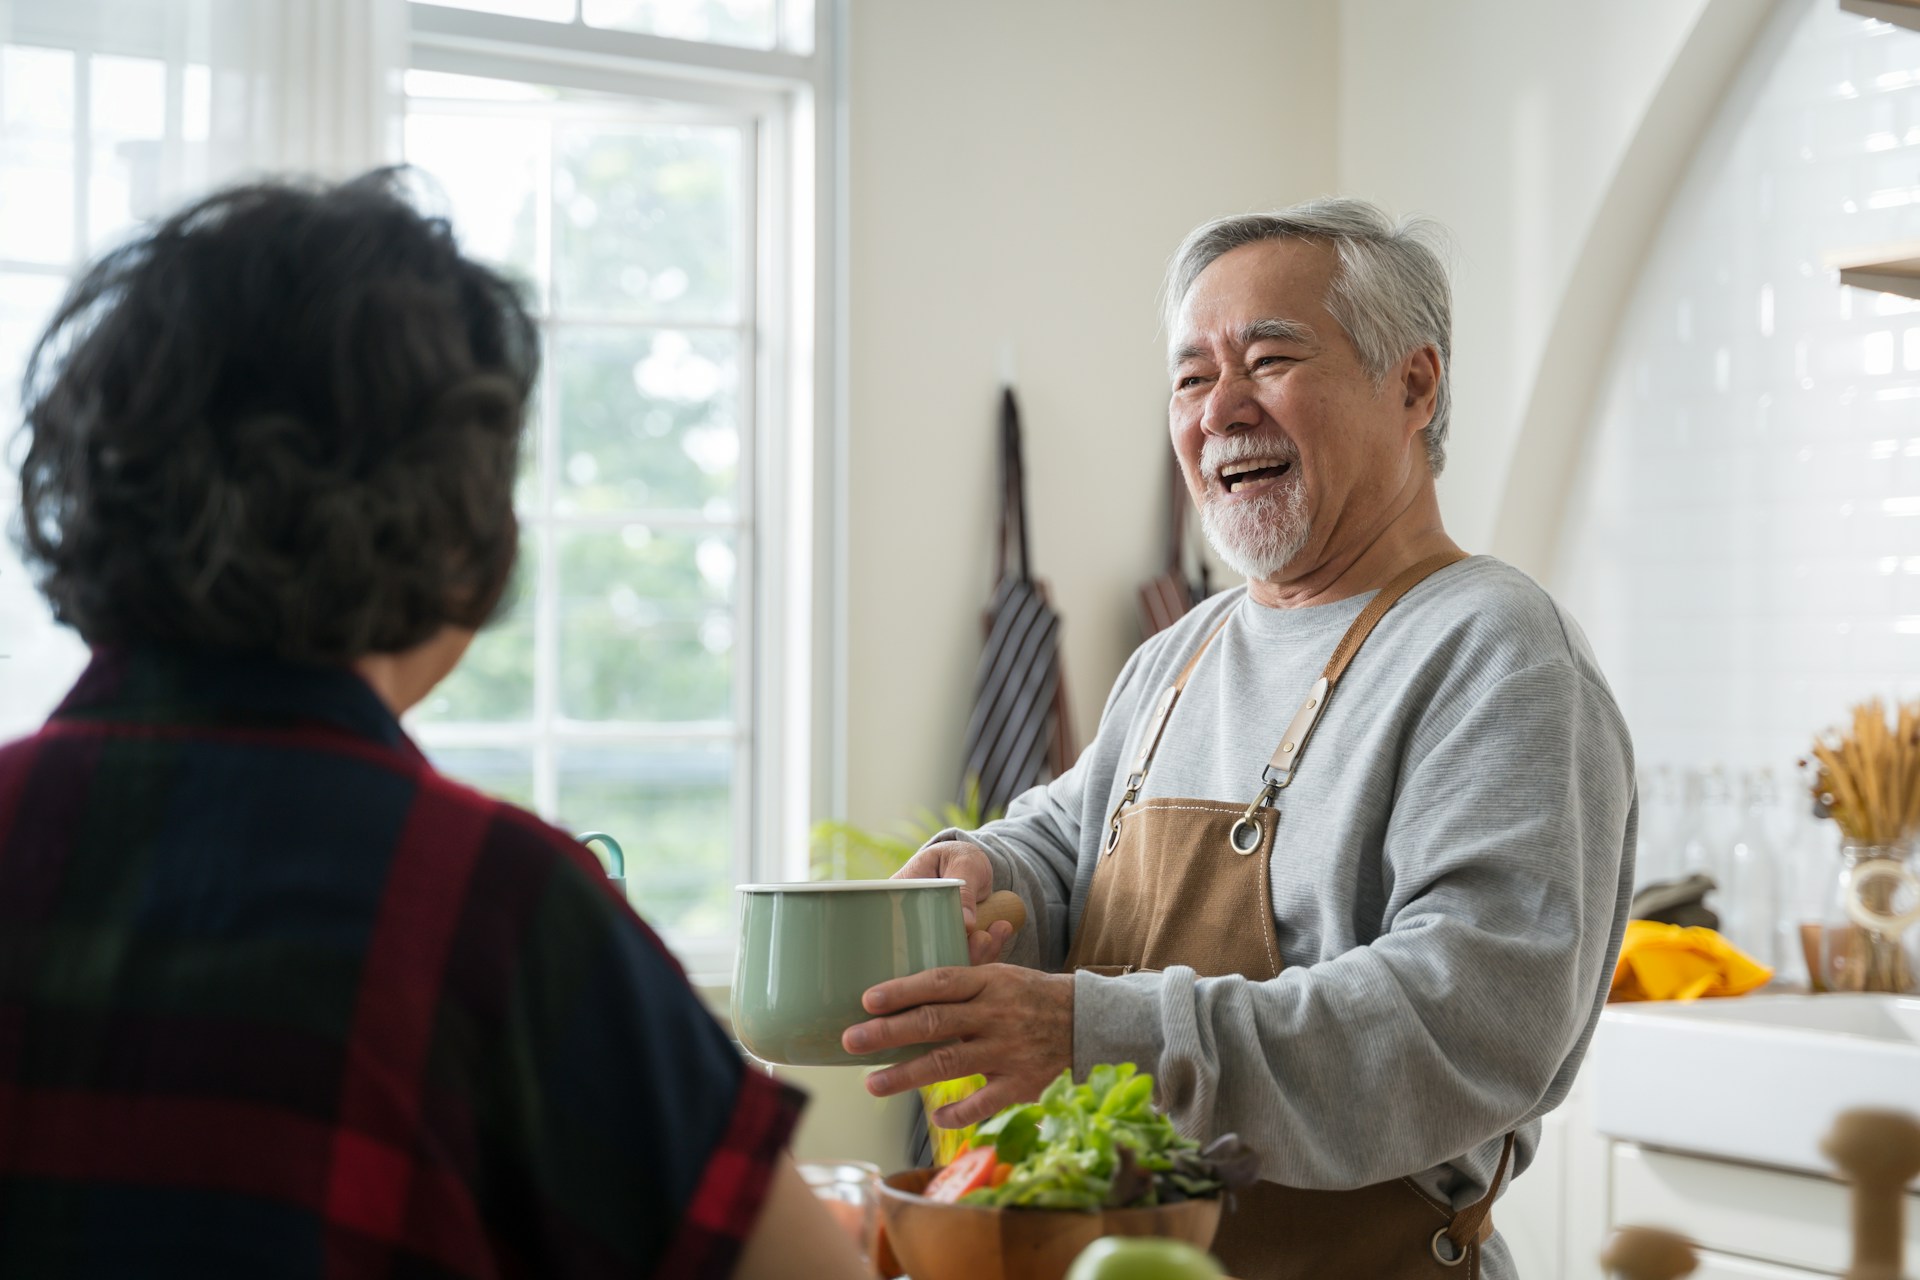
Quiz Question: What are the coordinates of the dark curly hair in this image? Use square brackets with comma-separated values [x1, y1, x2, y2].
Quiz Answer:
[12, 168, 539, 664]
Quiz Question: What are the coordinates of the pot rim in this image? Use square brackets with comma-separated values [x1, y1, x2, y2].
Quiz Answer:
[735, 878, 966, 893]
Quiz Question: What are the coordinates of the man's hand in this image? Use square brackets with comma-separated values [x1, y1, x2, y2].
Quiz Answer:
[841, 963, 1074, 1129]
[894, 839, 1014, 966]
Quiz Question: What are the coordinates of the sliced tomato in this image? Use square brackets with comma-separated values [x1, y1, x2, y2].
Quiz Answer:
[924, 1146, 1001, 1202]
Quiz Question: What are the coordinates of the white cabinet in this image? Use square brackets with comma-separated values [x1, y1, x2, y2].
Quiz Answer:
[1497, 1063, 1919, 1277]
[1610, 1143, 1920, 1278]
[1690, 1251, 1832, 1279]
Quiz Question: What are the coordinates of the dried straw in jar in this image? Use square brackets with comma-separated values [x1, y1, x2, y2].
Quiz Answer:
[1806, 698, 1920, 847]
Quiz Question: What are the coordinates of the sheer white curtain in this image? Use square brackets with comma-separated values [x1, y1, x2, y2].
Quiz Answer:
[0, 0, 407, 735]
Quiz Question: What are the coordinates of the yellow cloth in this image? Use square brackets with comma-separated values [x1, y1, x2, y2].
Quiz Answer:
[1608, 919, 1773, 1002]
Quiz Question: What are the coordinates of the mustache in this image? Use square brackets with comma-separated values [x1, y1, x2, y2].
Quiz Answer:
[1198, 435, 1300, 476]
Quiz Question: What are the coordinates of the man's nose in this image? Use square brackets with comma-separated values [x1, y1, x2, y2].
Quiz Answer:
[1199, 369, 1259, 436]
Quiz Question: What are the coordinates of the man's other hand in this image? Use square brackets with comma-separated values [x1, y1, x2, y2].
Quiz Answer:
[893, 839, 1012, 965]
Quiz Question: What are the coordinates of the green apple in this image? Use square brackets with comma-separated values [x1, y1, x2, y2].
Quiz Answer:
[1064, 1236, 1225, 1280]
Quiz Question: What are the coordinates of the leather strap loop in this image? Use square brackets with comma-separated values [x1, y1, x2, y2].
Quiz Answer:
[1444, 1131, 1515, 1253]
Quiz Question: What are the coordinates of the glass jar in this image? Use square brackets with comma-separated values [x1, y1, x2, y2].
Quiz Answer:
[1820, 844, 1920, 995]
[797, 1160, 881, 1265]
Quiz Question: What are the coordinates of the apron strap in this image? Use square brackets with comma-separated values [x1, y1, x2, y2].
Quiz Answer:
[1111, 550, 1468, 855]
[1441, 1130, 1515, 1257]
[1123, 614, 1231, 779]
[1258, 549, 1468, 792]
[1103, 613, 1232, 853]
[1322, 550, 1467, 687]
[1227, 550, 1466, 851]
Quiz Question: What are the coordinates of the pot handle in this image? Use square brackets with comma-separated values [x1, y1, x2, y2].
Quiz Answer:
[975, 890, 1027, 936]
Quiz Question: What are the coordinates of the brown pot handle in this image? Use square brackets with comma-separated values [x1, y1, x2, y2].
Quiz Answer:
[974, 890, 1027, 936]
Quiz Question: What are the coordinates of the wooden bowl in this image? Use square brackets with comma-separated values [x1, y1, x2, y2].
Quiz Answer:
[875, 1168, 1222, 1280]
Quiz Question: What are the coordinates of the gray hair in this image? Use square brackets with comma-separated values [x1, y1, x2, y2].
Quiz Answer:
[1163, 197, 1454, 476]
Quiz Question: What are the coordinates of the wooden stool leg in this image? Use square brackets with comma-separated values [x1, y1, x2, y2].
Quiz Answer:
[1600, 1226, 1698, 1280]
[1822, 1110, 1920, 1280]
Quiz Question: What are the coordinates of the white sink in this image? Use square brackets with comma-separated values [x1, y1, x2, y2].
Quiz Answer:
[1591, 994, 1920, 1175]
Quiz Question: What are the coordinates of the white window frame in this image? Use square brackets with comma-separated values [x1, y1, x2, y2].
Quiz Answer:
[405, 1, 843, 981]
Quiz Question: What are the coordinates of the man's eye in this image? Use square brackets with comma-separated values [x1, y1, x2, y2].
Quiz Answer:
[1175, 375, 1208, 390]
[1253, 355, 1291, 368]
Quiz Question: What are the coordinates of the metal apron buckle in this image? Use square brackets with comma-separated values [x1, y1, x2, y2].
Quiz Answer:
[1104, 771, 1145, 855]
[1229, 777, 1282, 854]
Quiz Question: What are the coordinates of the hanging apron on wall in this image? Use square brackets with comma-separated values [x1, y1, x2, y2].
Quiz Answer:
[1138, 452, 1210, 640]
[959, 387, 1074, 815]
[1067, 550, 1515, 1280]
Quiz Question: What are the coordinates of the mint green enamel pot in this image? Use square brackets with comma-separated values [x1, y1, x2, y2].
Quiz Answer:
[731, 878, 969, 1067]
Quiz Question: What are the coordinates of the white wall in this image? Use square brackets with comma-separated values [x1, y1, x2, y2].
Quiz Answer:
[1335, 0, 1770, 570]
[843, 0, 1338, 827]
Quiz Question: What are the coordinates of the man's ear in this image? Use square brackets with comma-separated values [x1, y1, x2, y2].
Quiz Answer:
[1400, 345, 1441, 432]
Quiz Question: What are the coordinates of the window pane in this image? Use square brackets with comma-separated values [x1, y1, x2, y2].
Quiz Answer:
[413, 534, 539, 723]
[2, 45, 76, 266]
[0, 272, 67, 424]
[0, 282, 87, 730]
[583, 0, 776, 49]
[553, 122, 740, 320]
[557, 527, 734, 722]
[0, 560, 88, 739]
[405, 107, 546, 293]
[413, 0, 577, 19]
[424, 746, 535, 811]
[404, 70, 552, 103]
[88, 54, 167, 249]
[556, 742, 733, 937]
[555, 327, 739, 514]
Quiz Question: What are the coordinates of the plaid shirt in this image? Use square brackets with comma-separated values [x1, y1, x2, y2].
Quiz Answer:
[0, 648, 803, 1279]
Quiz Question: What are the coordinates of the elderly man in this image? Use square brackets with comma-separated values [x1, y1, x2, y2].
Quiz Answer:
[843, 198, 1635, 1279]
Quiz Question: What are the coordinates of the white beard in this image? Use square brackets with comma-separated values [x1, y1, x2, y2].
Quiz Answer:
[1200, 481, 1309, 580]
[1196, 458, 1310, 581]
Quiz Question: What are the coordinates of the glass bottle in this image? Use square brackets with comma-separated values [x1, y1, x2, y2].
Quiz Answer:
[1718, 770, 1782, 972]
[1679, 767, 1733, 917]
[1821, 843, 1920, 995]
[1671, 769, 1709, 883]
[1633, 765, 1679, 889]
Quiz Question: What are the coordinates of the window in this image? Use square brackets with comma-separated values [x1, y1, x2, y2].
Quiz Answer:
[0, 2, 835, 978]
[0, 11, 205, 733]
[403, 2, 834, 974]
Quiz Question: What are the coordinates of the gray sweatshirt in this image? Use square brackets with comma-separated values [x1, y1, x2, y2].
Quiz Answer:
[938, 556, 1635, 1276]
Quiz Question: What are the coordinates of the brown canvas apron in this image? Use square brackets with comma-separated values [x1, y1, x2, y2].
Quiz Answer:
[1065, 551, 1515, 1279]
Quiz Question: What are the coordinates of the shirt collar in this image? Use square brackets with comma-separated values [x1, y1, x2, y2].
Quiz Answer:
[52, 646, 416, 753]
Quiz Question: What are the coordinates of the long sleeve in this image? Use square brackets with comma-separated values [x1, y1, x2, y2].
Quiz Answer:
[1071, 660, 1635, 1188]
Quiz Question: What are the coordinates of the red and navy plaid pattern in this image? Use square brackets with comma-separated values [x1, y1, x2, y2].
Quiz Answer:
[0, 648, 802, 1279]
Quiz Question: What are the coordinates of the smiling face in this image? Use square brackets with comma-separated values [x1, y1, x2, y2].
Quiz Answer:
[1168, 236, 1435, 587]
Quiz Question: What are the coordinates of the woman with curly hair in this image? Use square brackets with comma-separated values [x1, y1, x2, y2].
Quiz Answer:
[0, 171, 864, 1280]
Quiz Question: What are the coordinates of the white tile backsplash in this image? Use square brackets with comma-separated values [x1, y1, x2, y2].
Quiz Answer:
[1554, 3, 1920, 793]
